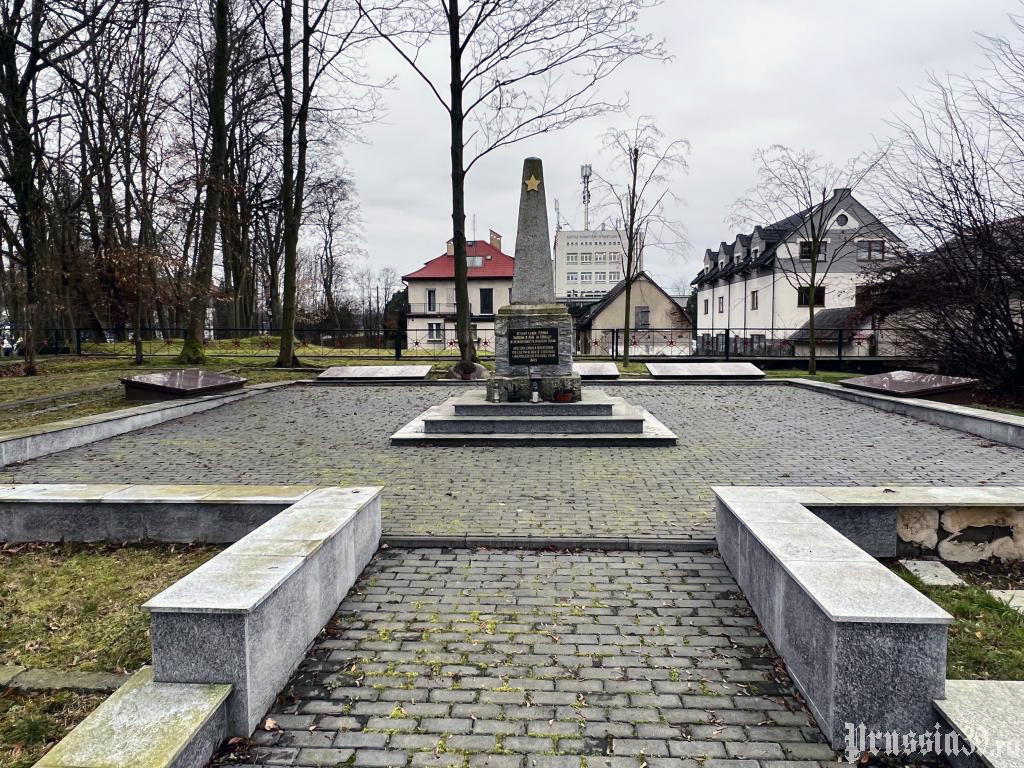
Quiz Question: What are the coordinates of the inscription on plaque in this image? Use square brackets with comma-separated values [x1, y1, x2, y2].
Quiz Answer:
[509, 327, 559, 365]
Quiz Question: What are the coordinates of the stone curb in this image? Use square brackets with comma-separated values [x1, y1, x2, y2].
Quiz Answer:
[786, 378, 1024, 449]
[1, 665, 129, 693]
[0, 381, 293, 467]
[380, 534, 717, 551]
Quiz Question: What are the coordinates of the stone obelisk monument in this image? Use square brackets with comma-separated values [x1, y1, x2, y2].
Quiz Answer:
[486, 158, 582, 403]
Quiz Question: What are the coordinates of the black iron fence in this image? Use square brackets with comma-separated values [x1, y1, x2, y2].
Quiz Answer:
[0, 325, 922, 363]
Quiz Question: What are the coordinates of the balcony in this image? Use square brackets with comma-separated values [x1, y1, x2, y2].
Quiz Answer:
[408, 303, 458, 315]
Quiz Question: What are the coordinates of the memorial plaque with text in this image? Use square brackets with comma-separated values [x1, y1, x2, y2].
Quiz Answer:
[509, 327, 559, 365]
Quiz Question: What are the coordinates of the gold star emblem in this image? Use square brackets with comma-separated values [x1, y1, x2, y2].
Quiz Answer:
[524, 174, 541, 192]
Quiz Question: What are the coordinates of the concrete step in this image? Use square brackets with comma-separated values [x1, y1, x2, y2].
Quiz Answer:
[36, 667, 231, 768]
[422, 413, 645, 434]
[933, 679, 1024, 768]
[453, 400, 614, 417]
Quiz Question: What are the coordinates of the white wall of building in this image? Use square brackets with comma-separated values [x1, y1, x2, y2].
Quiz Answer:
[405, 277, 512, 354]
[553, 229, 632, 299]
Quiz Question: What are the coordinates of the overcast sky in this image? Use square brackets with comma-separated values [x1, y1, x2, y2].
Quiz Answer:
[345, 0, 1022, 293]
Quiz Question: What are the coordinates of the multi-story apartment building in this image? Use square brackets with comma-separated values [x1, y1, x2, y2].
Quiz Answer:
[402, 230, 514, 353]
[553, 228, 632, 299]
[690, 189, 903, 354]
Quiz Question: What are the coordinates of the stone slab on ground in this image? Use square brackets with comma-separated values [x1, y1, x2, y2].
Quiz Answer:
[6, 385, 1024, 541]
[0, 665, 25, 686]
[573, 361, 620, 379]
[934, 680, 1024, 768]
[9, 668, 129, 693]
[990, 589, 1024, 613]
[645, 362, 765, 379]
[218, 548, 838, 768]
[899, 559, 965, 586]
[317, 365, 432, 381]
[452, 389, 615, 417]
[36, 667, 231, 768]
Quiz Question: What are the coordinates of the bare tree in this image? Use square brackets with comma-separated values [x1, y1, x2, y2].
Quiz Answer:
[868, 67, 1024, 390]
[258, 0, 380, 367]
[0, 0, 122, 373]
[357, 0, 667, 374]
[731, 146, 884, 375]
[308, 172, 360, 327]
[595, 117, 687, 366]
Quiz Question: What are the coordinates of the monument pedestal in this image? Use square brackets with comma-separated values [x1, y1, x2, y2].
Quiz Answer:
[486, 304, 582, 403]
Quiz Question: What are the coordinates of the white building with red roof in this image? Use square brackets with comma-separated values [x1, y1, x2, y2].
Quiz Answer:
[402, 230, 514, 354]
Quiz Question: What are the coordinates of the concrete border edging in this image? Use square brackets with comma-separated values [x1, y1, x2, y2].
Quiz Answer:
[0, 381, 293, 467]
[785, 378, 1024, 449]
[144, 486, 382, 736]
[6, 482, 383, 767]
[714, 485, 954, 749]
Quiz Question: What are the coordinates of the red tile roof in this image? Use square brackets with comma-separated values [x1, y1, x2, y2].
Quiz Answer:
[403, 240, 515, 280]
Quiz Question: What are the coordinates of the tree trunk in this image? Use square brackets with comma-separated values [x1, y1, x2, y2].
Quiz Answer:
[807, 251, 818, 375]
[275, 0, 299, 367]
[180, 0, 230, 364]
[448, 0, 475, 372]
[621, 278, 633, 367]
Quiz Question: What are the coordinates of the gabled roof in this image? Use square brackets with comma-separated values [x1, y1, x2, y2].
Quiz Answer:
[578, 271, 689, 327]
[403, 240, 514, 280]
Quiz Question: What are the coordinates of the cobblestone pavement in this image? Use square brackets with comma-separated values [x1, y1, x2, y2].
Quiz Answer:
[217, 548, 837, 768]
[4, 383, 1023, 539]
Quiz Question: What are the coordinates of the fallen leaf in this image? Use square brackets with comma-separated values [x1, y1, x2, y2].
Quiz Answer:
[263, 717, 281, 731]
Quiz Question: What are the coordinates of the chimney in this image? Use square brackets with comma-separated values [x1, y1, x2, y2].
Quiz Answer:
[446, 238, 455, 256]
[489, 229, 502, 253]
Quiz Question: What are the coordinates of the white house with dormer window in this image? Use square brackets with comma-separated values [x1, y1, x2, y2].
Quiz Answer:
[690, 189, 903, 355]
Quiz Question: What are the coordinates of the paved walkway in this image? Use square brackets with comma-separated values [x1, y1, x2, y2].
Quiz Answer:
[4, 383, 1023, 540]
[217, 548, 837, 768]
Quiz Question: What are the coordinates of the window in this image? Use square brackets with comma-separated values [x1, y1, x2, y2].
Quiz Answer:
[752, 248, 759, 258]
[835, 213, 849, 227]
[751, 334, 766, 354]
[580, 253, 593, 263]
[857, 240, 886, 260]
[427, 289, 436, 312]
[634, 305, 650, 329]
[750, 290, 758, 310]
[427, 322, 443, 340]
[594, 272, 606, 282]
[719, 260, 724, 269]
[609, 270, 621, 282]
[479, 287, 493, 314]
[799, 240, 827, 260]
[798, 286, 825, 307]
[718, 296, 724, 313]
[703, 298, 709, 315]
[594, 252, 606, 263]
[580, 272, 592, 282]
[467, 256, 484, 268]
[566, 272, 578, 282]
[566, 252, 578, 263]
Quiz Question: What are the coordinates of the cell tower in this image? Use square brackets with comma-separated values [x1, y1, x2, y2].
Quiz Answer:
[580, 164, 592, 231]
[553, 199, 562, 231]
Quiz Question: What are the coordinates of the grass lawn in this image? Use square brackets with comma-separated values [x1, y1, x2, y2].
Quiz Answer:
[899, 568, 1024, 680]
[763, 368, 851, 383]
[0, 543, 221, 673]
[0, 689, 105, 768]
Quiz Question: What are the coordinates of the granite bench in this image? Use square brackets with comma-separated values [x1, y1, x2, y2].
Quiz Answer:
[144, 486, 382, 736]
[714, 486, 952, 749]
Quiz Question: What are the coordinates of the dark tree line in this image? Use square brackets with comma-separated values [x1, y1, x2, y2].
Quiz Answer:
[0, 0, 374, 372]
[867, 18, 1024, 392]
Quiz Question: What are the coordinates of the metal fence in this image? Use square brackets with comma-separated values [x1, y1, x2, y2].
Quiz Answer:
[0, 325, 922, 363]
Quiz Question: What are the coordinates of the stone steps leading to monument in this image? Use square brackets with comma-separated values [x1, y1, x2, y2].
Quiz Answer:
[452, 391, 615, 417]
[423, 412, 645, 434]
[392, 390, 678, 446]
